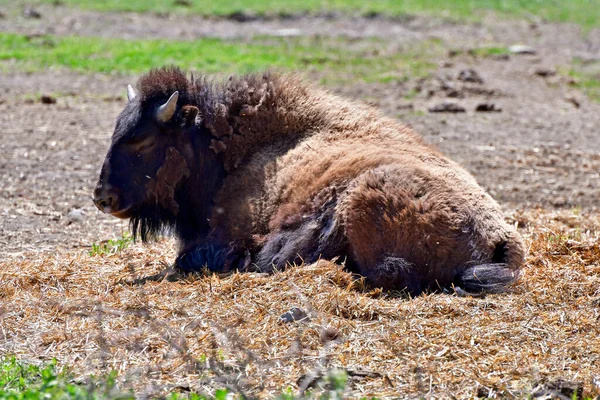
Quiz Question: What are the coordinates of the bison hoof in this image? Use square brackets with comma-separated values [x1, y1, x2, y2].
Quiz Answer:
[176, 245, 223, 272]
[176, 244, 251, 273]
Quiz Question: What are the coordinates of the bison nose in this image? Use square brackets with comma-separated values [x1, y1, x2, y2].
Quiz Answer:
[94, 194, 114, 211]
[93, 187, 118, 213]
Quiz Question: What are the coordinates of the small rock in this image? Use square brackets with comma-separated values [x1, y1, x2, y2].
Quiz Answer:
[279, 307, 308, 323]
[491, 53, 510, 61]
[531, 379, 583, 399]
[565, 95, 581, 108]
[319, 326, 341, 344]
[533, 67, 556, 77]
[23, 7, 42, 19]
[457, 68, 484, 84]
[440, 80, 456, 91]
[173, 0, 192, 6]
[550, 196, 568, 207]
[475, 103, 502, 112]
[40, 95, 56, 104]
[0, 10, 5, 19]
[67, 208, 84, 223]
[428, 102, 466, 113]
[509, 44, 536, 55]
[273, 28, 302, 37]
[396, 103, 414, 111]
[446, 90, 464, 98]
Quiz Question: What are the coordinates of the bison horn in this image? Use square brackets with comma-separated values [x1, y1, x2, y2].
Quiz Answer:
[156, 91, 179, 123]
[127, 84, 136, 101]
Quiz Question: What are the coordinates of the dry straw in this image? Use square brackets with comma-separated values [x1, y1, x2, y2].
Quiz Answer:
[1, 209, 599, 398]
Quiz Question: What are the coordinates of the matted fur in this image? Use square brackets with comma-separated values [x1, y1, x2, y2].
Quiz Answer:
[95, 66, 526, 295]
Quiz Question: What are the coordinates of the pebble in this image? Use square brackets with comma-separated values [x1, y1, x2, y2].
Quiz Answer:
[428, 102, 466, 113]
[457, 68, 484, 84]
[40, 95, 57, 104]
[279, 307, 309, 323]
[475, 103, 502, 112]
[23, 7, 42, 19]
[533, 67, 556, 77]
[509, 45, 536, 55]
[67, 208, 84, 223]
[319, 327, 342, 344]
[273, 29, 302, 37]
[564, 95, 581, 109]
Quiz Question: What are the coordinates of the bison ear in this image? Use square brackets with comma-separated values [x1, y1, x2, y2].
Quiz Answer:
[156, 91, 179, 123]
[127, 84, 136, 101]
[181, 105, 200, 127]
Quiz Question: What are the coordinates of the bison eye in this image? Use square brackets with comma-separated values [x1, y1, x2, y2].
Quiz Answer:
[138, 143, 154, 152]
[133, 140, 155, 153]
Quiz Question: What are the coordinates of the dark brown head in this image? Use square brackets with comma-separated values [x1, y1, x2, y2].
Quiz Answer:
[93, 67, 210, 240]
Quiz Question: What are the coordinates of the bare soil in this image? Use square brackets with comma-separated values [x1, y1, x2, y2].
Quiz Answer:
[2, 7, 599, 255]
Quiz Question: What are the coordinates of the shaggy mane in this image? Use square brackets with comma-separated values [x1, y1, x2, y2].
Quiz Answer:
[137, 66, 194, 105]
[135, 66, 326, 171]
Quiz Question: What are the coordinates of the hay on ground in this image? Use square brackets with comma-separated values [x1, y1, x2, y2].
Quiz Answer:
[1, 208, 599, 398]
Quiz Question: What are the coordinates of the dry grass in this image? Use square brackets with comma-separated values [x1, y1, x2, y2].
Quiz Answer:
[1, 208, 600, 398]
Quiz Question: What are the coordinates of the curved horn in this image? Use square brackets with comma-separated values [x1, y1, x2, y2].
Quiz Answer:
[127, 84, 136, 101]
[156, 91, 179, 123]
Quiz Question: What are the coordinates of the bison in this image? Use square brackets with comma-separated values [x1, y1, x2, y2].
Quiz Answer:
[93, 66, 525, 295]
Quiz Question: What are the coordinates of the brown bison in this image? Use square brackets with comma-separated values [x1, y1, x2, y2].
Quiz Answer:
[93, 66, 525, 295]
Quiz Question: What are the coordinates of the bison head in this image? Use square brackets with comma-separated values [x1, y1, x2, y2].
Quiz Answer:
[93, 84, 201, 240]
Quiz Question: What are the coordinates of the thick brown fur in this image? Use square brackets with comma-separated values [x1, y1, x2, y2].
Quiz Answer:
[98, 66, 526, 295]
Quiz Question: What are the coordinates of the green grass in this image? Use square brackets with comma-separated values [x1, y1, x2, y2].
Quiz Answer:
[23, 0, 600, 29]
[567, 58, 600, 102]
[89, 233, 133, 256]
[450, 46, 510, 58]
[0, 356, 230, 399]
[0, 357, 361, 399]
[0, 356, 131, 399]
[0, 33, 438, 83]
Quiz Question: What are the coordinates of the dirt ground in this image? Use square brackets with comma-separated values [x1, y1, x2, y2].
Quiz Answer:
[1, 4, 599, 256]
[1, 3, 600, 398]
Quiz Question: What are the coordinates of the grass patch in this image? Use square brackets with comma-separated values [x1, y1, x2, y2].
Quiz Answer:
[0, 33, 438, 83]
[0, 356, 130, 399]
[89, 233, 133, 256]
[450, 45, 510, 58]
[566, 58, 600, 102]
[0, 357, 357, 399]
[26, 0, 600, 29]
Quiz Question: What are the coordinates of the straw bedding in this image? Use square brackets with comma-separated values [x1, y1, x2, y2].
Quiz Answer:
[1, 209, 599, 398]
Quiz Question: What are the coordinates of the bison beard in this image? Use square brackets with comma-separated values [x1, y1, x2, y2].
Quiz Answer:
[130, 147, 190, 242]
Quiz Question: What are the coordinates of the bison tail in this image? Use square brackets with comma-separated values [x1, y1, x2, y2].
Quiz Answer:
[454, 263, 520, 294]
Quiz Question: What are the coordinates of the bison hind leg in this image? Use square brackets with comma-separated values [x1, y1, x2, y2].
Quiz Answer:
[254, 221, 319, 272]
[360, 257, 425, 295]
[254, 198, 346, 273]
[453, 263, 519, 294]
